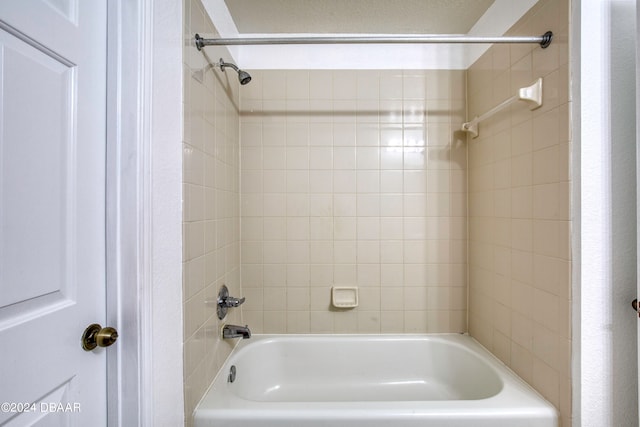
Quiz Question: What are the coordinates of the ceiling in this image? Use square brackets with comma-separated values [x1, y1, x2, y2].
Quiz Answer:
[223, 0, 495, 35]
[201, 0, 539, 69]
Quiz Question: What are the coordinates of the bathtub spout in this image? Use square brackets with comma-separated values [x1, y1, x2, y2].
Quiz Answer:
[222, 324, 251, 339]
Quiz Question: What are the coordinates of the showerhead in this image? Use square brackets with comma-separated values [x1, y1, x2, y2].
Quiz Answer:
[219, 58, 252, 85]
[237, 70, 252, 85]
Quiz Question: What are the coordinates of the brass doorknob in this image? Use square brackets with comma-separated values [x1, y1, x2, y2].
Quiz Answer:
[82, 323, 119, 351]
[632, 299, 639, 317]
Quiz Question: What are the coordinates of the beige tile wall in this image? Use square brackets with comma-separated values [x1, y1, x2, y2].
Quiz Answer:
[183, 0, 242, 423]
[466, 0, 571, 426]
[239, 70, 468, 334]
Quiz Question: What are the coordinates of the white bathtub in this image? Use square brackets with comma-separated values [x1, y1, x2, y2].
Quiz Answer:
[194, 334, 558, 427]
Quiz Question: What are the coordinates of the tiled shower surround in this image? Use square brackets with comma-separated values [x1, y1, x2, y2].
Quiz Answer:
[183, 0, 242, 419]
[183, 0, 571, 425]
[238, 70, 468, 334]
[467, 1, 571, 426]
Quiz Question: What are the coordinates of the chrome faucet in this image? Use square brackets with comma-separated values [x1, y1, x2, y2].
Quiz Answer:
[221, 295, 245, 308]
[222, 324, 251, 339]
[216, 284, 245, 320]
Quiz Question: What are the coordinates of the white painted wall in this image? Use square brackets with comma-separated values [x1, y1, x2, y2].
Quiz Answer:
[149, 0, 184, 425]
[113, 0, 184, 424]
[575, 1, 637, 426]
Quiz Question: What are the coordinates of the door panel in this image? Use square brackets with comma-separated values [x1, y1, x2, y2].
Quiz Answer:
[0, 26, 75, 312]
[0, 0, 107, 425]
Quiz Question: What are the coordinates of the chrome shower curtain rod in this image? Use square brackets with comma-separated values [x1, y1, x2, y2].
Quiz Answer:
[195, 31, 553, 50]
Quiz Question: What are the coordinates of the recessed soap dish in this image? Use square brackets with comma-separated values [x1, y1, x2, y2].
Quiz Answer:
[331, 286, 358, 308]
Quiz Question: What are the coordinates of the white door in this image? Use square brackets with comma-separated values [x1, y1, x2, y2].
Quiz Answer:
[637, 0, 640, 421]
[0, 0, 108, 425]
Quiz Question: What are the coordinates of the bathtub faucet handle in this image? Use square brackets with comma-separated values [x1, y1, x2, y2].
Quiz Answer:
[223, 296, 245, 308]
[216, 284, 246, 320]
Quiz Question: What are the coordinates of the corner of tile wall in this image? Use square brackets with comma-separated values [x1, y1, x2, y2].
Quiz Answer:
[467, 0, 571, 426]
[183, 0, 242, 423]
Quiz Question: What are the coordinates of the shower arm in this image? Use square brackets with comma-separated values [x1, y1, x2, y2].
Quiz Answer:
[195, 32, 553, 50]
[218, 59, 239, 73]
